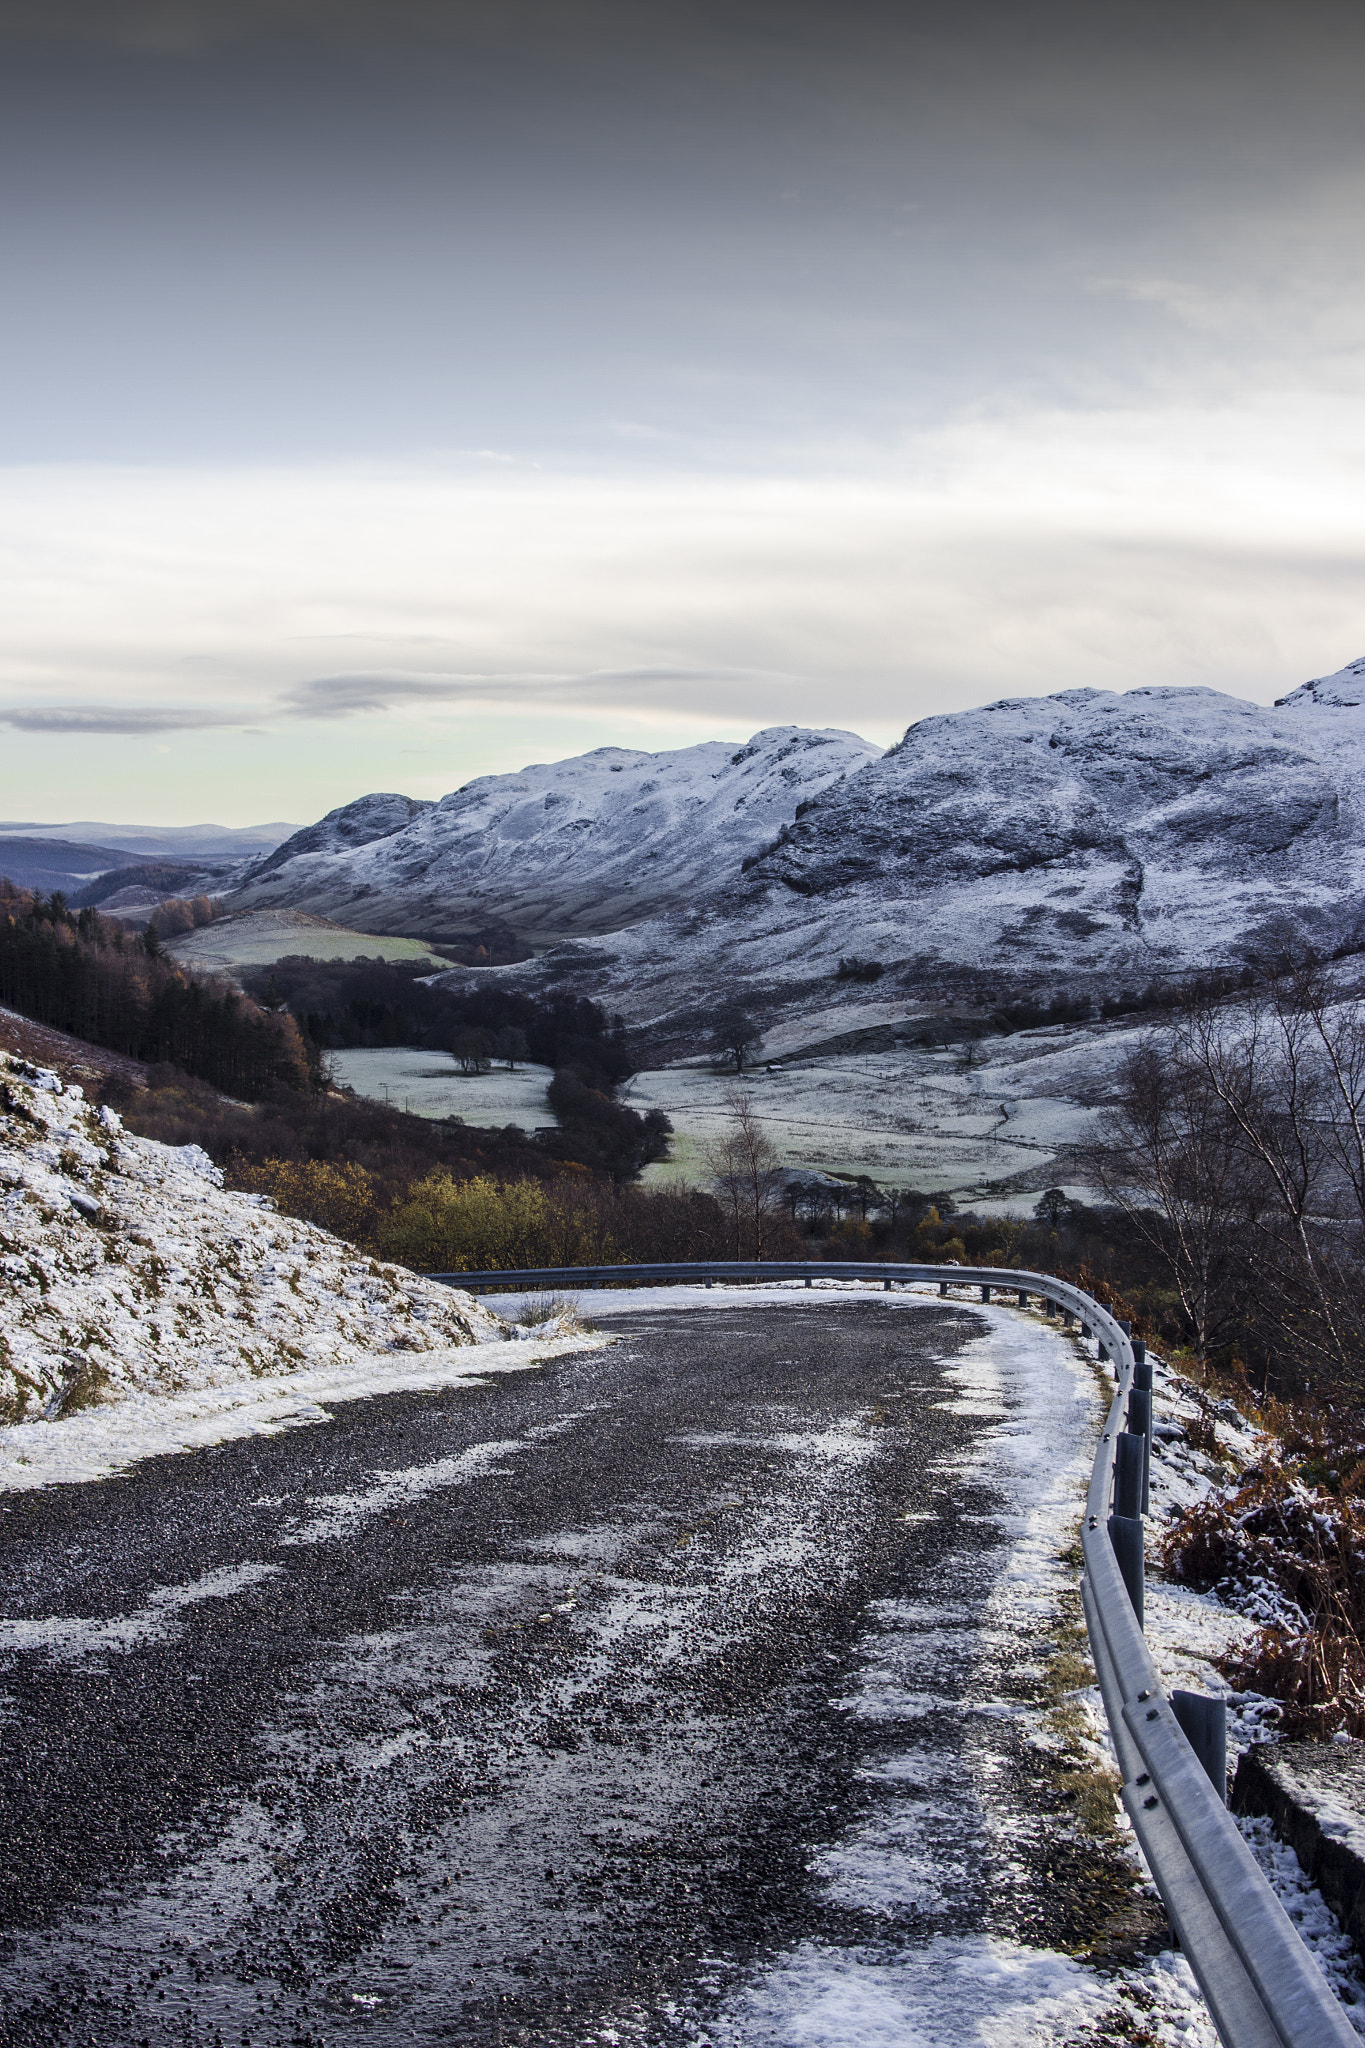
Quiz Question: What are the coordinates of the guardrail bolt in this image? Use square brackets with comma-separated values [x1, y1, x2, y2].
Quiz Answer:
[1113, 1431, 1144, 1519]
[1108, 1513, 1145, 1627]
[1171, 1690, 1228, 1800]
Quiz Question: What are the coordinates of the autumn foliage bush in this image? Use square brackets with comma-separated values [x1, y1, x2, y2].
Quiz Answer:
[1166, 1465, 1365, 1736]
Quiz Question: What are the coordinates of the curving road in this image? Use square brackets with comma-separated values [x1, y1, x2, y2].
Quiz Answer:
[0, 1297, 1127, 2046]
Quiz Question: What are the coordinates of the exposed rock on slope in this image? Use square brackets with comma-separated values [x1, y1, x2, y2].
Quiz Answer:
[229, 727, 880, 940]
[0, 1054, 500, 1423]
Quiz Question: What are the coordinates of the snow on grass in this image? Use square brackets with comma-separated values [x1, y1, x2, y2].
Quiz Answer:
[625, 1019, 1144, 1202]
[327, 1046, 556, 1129]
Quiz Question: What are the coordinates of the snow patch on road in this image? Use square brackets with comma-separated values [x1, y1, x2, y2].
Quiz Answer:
[284, 1438, 528, 1545]
[713, 1933, 1206, 2048]
[0, 1560, 284, 1663]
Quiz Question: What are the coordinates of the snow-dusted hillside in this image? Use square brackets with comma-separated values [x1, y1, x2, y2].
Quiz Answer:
[230, 727, 880, 940]
[0, 1053, 502, 1424]
[445, 662, 1365, 1038]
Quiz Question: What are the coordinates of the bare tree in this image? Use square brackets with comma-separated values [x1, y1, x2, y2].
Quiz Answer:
[705, 1090, 785, 1257]
[1083, 1041, 1257, 1359]
[711, 1005, 760, 1075]
[495, 1025, 529, 1071]
[1174, 971, 1365, 1387]
[452, 1026, 496, 1075]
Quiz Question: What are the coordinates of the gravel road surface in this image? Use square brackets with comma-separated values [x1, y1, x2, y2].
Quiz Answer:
[0, 1298, 1119, 2046]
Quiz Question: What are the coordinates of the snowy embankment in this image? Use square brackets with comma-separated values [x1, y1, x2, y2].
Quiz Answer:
[0, 1052, 593, 1491]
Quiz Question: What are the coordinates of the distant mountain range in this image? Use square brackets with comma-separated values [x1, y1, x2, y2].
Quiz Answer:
[216, 656, 1365, 1036]
[0, 821, 299, 905]
[0, 819, 297, 864]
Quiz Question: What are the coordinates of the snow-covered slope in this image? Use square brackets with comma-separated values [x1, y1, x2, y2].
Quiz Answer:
[0, 1054, 502, 1423]
[229, 727, 880, 939]
[445, 664, 1365, 1039]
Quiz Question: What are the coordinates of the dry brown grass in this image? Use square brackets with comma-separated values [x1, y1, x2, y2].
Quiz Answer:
[1166, 1465, 1365, 1736]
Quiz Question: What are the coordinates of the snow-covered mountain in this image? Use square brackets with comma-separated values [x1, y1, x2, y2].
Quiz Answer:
[426, 662, 1365, 1039]
[229, 661, 1365, 1042]
[229, 728, 881, 940]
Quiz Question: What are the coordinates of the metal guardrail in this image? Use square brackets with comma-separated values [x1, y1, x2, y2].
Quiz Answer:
[425, 1259, 1356, 2046]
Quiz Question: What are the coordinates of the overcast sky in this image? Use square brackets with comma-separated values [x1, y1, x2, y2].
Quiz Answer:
[2, 0, 1364, 824]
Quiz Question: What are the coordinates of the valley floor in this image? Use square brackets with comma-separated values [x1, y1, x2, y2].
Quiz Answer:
[331, 1012, 1149, 1206]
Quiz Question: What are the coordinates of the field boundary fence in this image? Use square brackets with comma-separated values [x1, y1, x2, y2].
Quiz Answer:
[423, 1258, 1356, 2047]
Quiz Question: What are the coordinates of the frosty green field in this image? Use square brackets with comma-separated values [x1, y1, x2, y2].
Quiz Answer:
[626, 1014, 1146, 1207]
[328, 1047, 557, 1130]
[167, 909, 445, 975]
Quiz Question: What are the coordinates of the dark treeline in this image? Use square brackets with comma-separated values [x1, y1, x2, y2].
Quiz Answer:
[249, 956, 631, 1080]
[245, 955, 669, 1180]
[0, 883, 310, 1100]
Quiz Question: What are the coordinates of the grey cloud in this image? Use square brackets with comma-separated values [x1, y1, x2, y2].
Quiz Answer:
[280, 673, 559, 718]
[282, 667, 791, 718]
[0, 705, 241, 734]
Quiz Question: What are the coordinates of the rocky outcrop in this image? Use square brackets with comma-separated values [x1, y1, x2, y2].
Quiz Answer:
[242, 793, 434, 883]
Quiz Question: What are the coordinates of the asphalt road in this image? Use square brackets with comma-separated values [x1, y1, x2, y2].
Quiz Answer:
[0, 1300, 1097, 2046]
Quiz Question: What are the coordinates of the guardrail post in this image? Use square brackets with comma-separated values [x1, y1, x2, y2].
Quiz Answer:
[805, 1276, 812, 1288]
[1016, 1285, 1027, 1306]
[938, 1280, 948, 1296]
[1113, 1431, 1144, 1519]
[1080, 1319, 1091, 1339]
[980, 1283, 992, 1302]
[884, 1277, 892, 1290]
[1133, 1336, 1147, 1368]
[1128, 1385, 1153, 1514]
[1108, 1513, 1144, 1626]
[1171, 1690, 1227, 1800]
[705, 1278, 712, 1289]
[1062, 1308, 1073, 1327]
